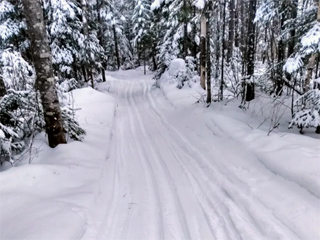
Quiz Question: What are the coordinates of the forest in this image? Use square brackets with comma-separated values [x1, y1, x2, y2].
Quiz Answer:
[0, 0, 320, 161]
[0, 1, 320, 239]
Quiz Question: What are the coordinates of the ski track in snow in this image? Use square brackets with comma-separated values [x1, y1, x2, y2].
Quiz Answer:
[88, 72, 319, 240]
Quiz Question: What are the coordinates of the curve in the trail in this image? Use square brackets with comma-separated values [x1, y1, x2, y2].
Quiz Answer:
[92, 76, 319, 240]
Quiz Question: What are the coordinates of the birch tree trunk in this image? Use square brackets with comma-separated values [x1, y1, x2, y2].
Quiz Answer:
[22, 0, 66, 148]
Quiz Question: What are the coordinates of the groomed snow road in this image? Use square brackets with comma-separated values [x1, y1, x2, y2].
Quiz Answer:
[85, 70, 319, 240]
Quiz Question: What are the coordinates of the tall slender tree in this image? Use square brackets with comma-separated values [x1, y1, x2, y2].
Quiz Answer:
[243, 0, 257, 102]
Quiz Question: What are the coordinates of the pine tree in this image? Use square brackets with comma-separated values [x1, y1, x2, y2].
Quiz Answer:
[132, 0, 153, 72]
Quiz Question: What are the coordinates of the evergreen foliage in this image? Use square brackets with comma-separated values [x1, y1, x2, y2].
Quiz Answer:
[289, 89, 320, 131]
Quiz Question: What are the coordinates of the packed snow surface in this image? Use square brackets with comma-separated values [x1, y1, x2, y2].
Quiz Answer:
[1, 68, 319, 240]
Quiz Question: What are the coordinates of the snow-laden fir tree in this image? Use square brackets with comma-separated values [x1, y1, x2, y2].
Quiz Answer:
[0, 0, 28, 52]
[284, 0, 320, 133]
[152, 0, 199, 79]
[43, 0, 84, 79]
[97, 0, 132, 70]
[132, 0, 153, 71]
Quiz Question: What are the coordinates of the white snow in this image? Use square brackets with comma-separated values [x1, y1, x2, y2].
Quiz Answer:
[283, 56, 303, 73]
[0, 87, 116, 239]
[1, 69, 320, 240]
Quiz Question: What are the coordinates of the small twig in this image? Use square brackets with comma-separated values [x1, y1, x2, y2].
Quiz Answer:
[246, 122, 254, 130]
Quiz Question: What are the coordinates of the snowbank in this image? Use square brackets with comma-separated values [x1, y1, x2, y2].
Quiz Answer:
[0, 87, 116, 239]
[158, 58, 205, 106]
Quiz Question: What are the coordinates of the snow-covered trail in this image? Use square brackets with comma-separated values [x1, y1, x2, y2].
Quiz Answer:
[89, 71, 319, 240]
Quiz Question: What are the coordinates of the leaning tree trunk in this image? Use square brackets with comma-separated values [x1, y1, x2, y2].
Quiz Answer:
[22, 0, 66, 148]
[0, 75, 6, 98]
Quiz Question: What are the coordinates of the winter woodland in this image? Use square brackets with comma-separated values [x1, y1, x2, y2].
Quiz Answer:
[0, 0, 319, 239]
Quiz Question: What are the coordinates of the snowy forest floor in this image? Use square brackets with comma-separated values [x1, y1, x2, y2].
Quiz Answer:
[1, 68, 319, 240]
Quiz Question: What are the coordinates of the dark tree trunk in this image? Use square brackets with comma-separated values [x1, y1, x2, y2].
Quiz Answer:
[22, 0, 66, 148]
[0, 76, 6, 98]
[244, 0, 257, 102]
[275, 1, 287, 96]
[287, 0, 298, 57]
[200, 16, 206, 90]
[113, 24, 121, 70]
[192, 6, 198, 59]
[152, 43, 158, 71]
[143, 47, 146, 75]
[305, 2, 320, 93]
[183, 0, 188, 59]
[234, 0, 240, 48]
[215, 9, 220, 83]
[97, 0, 106, 82]
[82, 66, 87, 82]
[206, 0, 212, 104]
[220, 0, 227, 101]
[227, 0, 235, 62]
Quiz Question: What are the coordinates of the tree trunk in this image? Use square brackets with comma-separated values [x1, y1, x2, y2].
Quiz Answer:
[200, 16, 206, 90]
[113, 24, 121, 70]
[81, 0, 90, 82]
[305, 1, 320, 92]
[143, 46, 146, 75]
[305, 55, 316, 92]
[183, 0, 188, 59]
[220, 0, 227, 101]
[97, 0, 106, 82]
[287, 0, 298, 58]
[152, 43, 158, 71]
[275, 1, 287, 96]
[22, 0, 66, 148]
[244, 0, 257, 102]
[227, 0, 235, 62]
[206, 0, 212, 104]
[0, 75, 6, 98]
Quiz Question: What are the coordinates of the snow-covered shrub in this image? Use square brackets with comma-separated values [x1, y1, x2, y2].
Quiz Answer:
[0, 88, 86, 164]
[1, 49, 35, 91]
[59, 78, 80, 92]
[289, 89, 320, 131]
[162, 58, 197, 89]
[61, 107, 85, 141]
[0, 90, 43, 164]
[224, 48, 243, 96]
